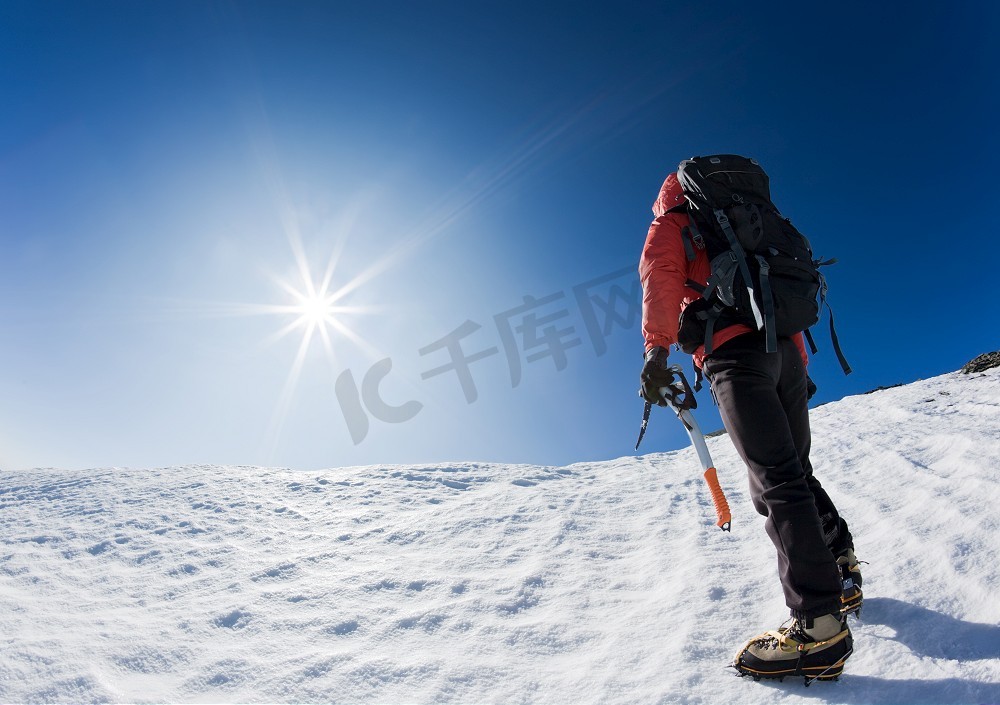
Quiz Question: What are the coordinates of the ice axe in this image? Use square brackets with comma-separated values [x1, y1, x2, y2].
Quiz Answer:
[635, 364, 732, 532]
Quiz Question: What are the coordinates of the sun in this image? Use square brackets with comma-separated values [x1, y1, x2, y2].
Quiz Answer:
[292, 289, 338, 329]
[269, 268, 346, 350]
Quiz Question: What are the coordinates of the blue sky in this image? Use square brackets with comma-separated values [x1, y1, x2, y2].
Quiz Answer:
[1, 1, 996, 472]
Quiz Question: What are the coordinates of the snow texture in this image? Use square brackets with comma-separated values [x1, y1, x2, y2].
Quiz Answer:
[2, 369, 999, 704]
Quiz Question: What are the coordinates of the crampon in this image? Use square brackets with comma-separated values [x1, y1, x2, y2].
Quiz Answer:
[730, 614, 853, 686]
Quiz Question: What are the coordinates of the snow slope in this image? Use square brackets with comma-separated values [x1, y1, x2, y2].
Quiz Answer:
[2, 368, 999, 704]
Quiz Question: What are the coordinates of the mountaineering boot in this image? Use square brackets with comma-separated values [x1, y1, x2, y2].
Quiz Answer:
[731, 613, 852, 683]
[838, 548, 863, 617]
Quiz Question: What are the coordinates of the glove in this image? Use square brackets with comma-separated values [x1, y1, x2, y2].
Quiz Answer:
[639, 346, 675, 406]
[806, 375, 817, 400]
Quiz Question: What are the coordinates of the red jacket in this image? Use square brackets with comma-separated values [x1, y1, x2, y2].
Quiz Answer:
[639, 172, 807, 369]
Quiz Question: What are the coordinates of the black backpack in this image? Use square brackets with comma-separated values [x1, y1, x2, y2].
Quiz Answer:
[669, 154, 851, 374]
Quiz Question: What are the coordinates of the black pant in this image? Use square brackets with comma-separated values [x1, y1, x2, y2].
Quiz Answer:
[704, 332, 853, 619]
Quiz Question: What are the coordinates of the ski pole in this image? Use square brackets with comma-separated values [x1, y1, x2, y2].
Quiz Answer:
[635, 365, 732, 532]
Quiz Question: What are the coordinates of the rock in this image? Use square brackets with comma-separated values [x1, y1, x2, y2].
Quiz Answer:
[961, 351, 1000, 374]
[863, 383, 903, 395]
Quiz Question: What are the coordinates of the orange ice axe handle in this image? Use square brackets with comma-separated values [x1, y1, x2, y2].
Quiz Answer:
[662, 377, 732, 532]
[676, 407, 731, 531]
[701, 466, 732, 532]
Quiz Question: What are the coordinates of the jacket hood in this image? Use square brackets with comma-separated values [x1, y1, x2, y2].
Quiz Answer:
[652, 172, 685, 218]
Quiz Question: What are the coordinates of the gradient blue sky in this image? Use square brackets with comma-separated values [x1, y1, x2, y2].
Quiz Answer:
[1, 1, 996, 472]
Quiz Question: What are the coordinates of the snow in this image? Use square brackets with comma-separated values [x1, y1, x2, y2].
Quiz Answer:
[2, 369, 999, 704]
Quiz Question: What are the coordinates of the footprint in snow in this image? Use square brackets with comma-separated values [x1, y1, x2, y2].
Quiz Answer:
[327, 620, 359, 635]
[88, 540, 113, 555]
[397, 614, 446, 632]
[213, 610, 252, 630]
[362, 578, 400, 592]
[440, 479, 470, 490]
[252, 563, 297, 581]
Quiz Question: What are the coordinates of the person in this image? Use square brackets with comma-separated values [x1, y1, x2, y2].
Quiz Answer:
[637, 170, 862, 682]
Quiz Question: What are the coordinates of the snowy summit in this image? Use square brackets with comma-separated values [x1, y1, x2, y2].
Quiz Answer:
[2, 367, 1000, 704]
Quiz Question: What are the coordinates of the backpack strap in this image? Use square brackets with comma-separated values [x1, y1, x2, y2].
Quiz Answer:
[685, 279, 706, 294]
[755, 255, 778, 353]
[698, 303, 725, 355]
[828, 306, 852, 374]
[681, 226, 696, 262]
[687, 217, 706, 250]
[680, 214, 706, 263]
[803, 329, 819, 355]
[817, 266, 853, 375]
[713, 209, 766, 333]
